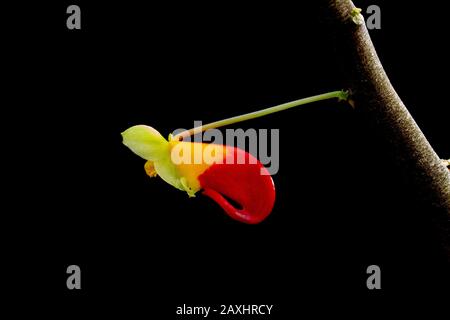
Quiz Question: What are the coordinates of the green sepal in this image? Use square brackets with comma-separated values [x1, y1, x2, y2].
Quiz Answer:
[121, 125, 168, 161]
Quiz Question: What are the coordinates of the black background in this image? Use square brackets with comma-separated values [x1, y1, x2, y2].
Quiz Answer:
[4, 0, 450, 317]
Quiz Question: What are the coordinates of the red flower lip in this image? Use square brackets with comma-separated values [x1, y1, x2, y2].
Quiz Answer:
[199, 146, 275, 224]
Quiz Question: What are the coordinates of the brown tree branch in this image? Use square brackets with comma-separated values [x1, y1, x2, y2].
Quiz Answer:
[325, 1, 450, 260]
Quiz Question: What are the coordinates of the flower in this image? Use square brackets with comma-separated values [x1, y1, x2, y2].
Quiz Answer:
[122, 125, 275, 224]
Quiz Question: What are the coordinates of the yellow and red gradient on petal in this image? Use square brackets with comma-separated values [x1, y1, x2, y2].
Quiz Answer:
[122, 125, 275, 224]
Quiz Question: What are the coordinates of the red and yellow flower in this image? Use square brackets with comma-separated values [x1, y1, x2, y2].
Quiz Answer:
[121, 91, 349, 224]
[122, 125, 275, 224]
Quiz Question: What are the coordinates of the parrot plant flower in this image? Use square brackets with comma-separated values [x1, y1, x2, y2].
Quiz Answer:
[122, 126, 275, 224]
[122, 90, 349, 224]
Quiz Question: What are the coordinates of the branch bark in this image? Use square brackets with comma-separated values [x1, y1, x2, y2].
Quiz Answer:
[325, 1, 450, 260]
